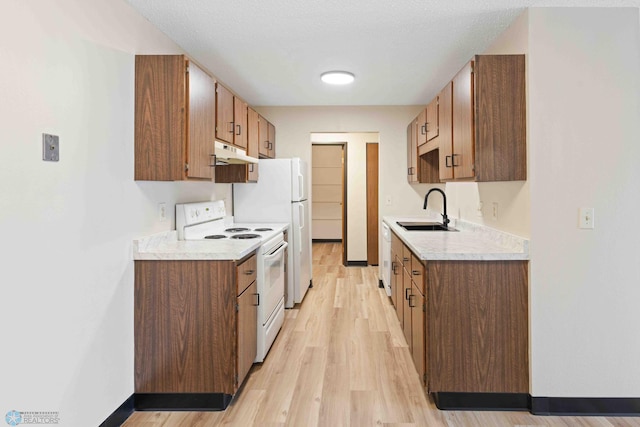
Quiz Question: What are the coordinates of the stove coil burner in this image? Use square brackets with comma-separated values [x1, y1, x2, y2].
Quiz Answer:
[254, 228, 273, 232]
[204, 234, 227, 239]
[230, 233, 261, 240]
[225, 227, 250, 233]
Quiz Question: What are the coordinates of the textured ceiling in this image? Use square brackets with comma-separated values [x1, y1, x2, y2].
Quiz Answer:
[125, 0, 640, 106]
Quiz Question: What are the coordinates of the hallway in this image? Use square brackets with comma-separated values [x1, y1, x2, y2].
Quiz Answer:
[124, 243, 640, 426]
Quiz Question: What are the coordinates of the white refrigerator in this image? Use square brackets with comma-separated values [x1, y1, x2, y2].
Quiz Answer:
[233, 158, 312, 308]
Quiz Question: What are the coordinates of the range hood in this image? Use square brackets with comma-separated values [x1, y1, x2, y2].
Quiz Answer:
[214, 141, 259, 165]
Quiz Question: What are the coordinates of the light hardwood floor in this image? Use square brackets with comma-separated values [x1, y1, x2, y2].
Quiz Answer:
[123, 243, 640, 427]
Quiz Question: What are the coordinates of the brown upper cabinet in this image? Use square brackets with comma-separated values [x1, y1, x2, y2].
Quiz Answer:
[216, 83, 249, 151]
[416, 97, 439, 147]
[268, 122, 276, 159]
[426, 96, 439, 142]
[409, 115, 440, 184]
[438, 82, 454, 181]
[407, 120, 418, 183]
[233, 97, 248, 150]
[408, 54, 526, 183]
[215, 83, 235, 145]
[246, 107, 260, 181]
[417, 108, 428, 147]
[134, 55, 216, 181]
[215, 107, 260, 183]
[258, 115, 276, 159]
[448, 54, 526, 181]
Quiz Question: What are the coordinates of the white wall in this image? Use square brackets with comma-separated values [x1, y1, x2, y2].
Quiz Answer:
[528, 8, 640, 397]
[311, 132, 378, 260]
[444, 10, 531, 238]
[255, 106, 436, 262]
[0, 1, 230, 425]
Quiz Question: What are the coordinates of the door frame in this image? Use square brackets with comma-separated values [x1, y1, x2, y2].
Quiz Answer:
[311, 142, 348, 266]
[366, 142, 379, 266]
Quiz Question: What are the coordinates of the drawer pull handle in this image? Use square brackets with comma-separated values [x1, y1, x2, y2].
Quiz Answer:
[412, 270, 420, 276]
[405, 288, 411, 300]
[408, 294, 416, 308]
[245, 269, 255, 275]
[253, 293, 260, 306]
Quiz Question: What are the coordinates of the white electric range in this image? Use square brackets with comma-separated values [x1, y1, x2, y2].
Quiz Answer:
[176, 200, 288, 363]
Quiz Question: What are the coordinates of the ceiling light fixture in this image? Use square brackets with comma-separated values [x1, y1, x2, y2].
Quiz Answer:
[320, 71, 355, 85]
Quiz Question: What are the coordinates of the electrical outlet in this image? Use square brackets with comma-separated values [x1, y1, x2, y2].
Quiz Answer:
[491, 202, 499, 220]
[158, 202, 167, 222]
[579, 207, 594, 229]
[477, 201, 484, 217]
[385, 195, 392, 206]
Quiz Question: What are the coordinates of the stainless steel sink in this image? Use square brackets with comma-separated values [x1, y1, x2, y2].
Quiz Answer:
[396, 221, 457, 231]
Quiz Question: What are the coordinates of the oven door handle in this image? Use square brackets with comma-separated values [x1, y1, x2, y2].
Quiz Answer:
[264, 241, 288, 259]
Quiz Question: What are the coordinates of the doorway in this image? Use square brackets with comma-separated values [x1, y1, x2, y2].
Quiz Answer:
[311, 143, 347, 265]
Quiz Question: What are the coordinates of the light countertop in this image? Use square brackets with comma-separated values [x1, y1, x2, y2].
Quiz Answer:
[384, 216, 529, 261]
[133, 223, 289, 261]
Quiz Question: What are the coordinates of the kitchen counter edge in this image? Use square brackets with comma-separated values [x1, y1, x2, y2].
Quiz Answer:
[133, 224, 289, 261]
[384, 216, 529, 261]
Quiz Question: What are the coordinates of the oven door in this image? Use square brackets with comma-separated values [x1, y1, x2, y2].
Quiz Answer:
[261, 240, 288, 323]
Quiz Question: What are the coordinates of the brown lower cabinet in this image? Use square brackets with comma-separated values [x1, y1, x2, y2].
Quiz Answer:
[134, 253, 257, 410]
[390, 231, 528, 404]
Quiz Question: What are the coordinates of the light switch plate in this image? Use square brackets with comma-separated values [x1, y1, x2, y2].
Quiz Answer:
[579, 207, 595, 229]
[42, 133, 59, 161]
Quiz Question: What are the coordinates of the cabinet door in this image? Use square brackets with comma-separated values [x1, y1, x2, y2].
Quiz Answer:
[394, 254, 404, 324]
[186, 61, 216, 180]
[411, 282, 425, 386]
[267, 122, 276, 158]
[402, 267, 412, 348]
[407, 121, 418, 183]
[426, 96, 439, 142]
[134, 55, 187, 181]
[428, 261, 529, 393]
[233, 97, 248, 150]
[247, 108, 260, 158]
[237, 281, 258, 388]
[438, 82, 454, 181]
[216, 83, 235, 144]
[258, 115, 269, 158]
[246, 108, 259, 181]
[452, 60, 475, 179]
[390, 259, 398, 309]
[417, 108, 427, 146]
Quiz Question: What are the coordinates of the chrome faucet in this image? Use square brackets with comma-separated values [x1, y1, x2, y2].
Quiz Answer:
[423, 188, 450, 228]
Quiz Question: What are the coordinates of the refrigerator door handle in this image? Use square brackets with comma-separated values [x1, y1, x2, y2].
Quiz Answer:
[298, 203, 304, 253]
[298, 173, 304, 201]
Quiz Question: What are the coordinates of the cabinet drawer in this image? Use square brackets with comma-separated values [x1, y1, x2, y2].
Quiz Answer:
[410, 253, 426, 295]
[237, 253, 257, 295]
